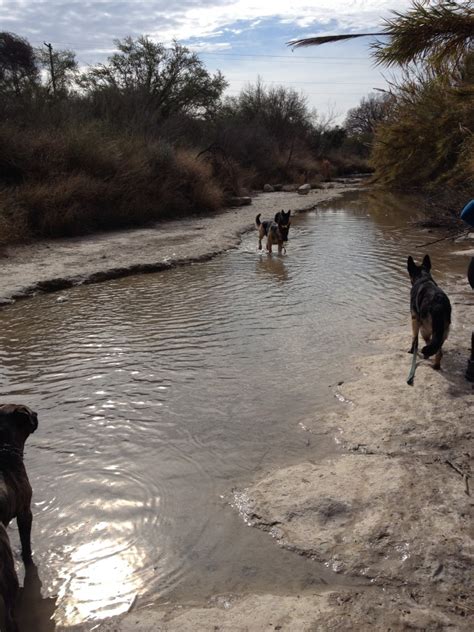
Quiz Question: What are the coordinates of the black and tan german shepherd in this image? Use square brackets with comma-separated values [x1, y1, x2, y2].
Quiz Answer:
[407, 254, 451, 370]
[255, 210, 291, 254]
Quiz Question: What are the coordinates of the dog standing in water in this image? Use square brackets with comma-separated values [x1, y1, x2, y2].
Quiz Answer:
[407, 255, 451, 370]
[0, 404, 38, 632]
[256, 210, 291, 254]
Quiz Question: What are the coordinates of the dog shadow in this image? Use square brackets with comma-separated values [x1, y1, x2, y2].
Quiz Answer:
[16, 563, 56, 632]
[256, 255, 289, 284]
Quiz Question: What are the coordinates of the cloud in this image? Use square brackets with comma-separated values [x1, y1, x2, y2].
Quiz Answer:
[0, 1, 412, 53]
[189, 41, 232, 52]
[0, 1, 407, 117]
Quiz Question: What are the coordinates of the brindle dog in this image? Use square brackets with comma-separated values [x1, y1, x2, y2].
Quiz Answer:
[255, 210, 291, 254]
[0, 404, 38, 632]
[407, 255, 451, 370]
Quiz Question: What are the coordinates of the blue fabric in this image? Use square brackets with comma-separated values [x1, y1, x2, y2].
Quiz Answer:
[461, 200, 474, 227]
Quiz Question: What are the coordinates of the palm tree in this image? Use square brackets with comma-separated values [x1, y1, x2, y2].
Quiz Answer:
[288, 1, 474, 68]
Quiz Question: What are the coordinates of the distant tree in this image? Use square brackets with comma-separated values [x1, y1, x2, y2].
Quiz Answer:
[344, 93, 393, 141]
[223, 78, 315, 143]
[0, 32, 38, 95]
[79, 36, 227, 118]
[36, 44, 78, 97]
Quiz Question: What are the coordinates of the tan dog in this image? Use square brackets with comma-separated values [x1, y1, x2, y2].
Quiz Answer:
[255, 210, 291, 254]
[0, 404, 38, 632]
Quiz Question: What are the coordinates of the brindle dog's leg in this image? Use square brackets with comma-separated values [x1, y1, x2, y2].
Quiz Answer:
[17, 510, 33, 564]
[267, 235, 273, 254]
[409, 313, 419, 353]
[258, 226, 264, 250]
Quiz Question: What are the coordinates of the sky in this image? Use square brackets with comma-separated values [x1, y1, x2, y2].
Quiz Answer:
[0, 0, 413, 121]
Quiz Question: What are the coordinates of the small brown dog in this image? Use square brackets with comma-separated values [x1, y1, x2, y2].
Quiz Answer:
[0, 404, 38, 632]
[255, 210, 291, 254]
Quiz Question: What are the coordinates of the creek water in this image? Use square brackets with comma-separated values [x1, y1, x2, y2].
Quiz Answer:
[0, 190, 470, 629]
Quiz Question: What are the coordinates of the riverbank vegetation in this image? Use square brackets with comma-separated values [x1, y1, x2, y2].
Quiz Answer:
[296, 0, 474, 221]
[0, 34, 364, 245]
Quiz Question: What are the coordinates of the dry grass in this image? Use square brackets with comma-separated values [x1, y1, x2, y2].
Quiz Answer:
[0, 124, 225, 244]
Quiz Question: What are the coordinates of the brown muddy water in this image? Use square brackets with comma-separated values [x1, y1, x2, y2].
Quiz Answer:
[0, 190, 471, 630]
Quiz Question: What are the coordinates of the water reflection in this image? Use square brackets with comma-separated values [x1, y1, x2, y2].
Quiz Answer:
[59, 539, 146, 624]
[256, 254, 289, 283]
[17, 563, 56, 632]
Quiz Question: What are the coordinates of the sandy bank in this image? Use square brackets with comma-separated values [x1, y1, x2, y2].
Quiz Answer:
[0, 183, 356, 307]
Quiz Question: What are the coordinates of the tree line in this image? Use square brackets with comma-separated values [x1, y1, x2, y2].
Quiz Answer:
[1, 31, 367, 244]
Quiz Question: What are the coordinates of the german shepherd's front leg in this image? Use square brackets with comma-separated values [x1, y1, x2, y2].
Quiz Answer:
[409, 313, 419, 354]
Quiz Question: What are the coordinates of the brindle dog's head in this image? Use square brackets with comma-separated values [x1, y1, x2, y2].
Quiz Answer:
[275, 210, 291, 242]
[0, 404, 38, 450]
[407, 254, 431, 285]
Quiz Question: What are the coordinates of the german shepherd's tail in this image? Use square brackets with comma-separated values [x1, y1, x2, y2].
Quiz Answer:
[422, 303, 451, 358]
[255, 213, 262, 227]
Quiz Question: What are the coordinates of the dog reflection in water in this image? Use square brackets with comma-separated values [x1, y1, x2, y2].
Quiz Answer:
[256, 256, 289, 283]
[16, 563, 56, 632]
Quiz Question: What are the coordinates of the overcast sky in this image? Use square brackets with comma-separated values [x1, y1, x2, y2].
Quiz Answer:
[0, 0, 412, 120]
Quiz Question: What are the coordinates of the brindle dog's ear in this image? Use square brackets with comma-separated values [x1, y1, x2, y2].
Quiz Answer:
[422, 254, 431, 271]
[15, 406, 38, 433]
[407, 256, 417, 275]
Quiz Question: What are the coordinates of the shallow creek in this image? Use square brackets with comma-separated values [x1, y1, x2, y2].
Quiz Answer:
[0, 190, 470, 629]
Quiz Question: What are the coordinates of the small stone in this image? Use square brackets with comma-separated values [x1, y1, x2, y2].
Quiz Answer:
[228, 196, 252, 207]
[297, 184, 311, 195]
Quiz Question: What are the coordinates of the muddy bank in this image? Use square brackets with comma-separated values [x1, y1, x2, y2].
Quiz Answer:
[0, 183, 356, 306]
[81, 589, 467, 631]
[86, 283, 473, 631]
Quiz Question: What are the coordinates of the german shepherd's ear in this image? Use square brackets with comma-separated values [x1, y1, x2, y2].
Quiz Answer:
[407, 256, 417, 276]
[422, 254, 431, 271]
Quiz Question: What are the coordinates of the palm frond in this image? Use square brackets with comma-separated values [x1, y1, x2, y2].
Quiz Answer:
[287, 33, 385, 48]
[372, 1, 474, 68]
[287, 2, 474, 69]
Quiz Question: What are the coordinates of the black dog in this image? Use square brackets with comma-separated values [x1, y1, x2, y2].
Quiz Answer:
[0, 404, 38, 632]
[255, 210, 291, 254]
[407, 255, 451, 370]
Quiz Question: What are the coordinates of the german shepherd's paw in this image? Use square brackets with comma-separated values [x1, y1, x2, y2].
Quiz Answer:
[421, 346, 432, 359]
